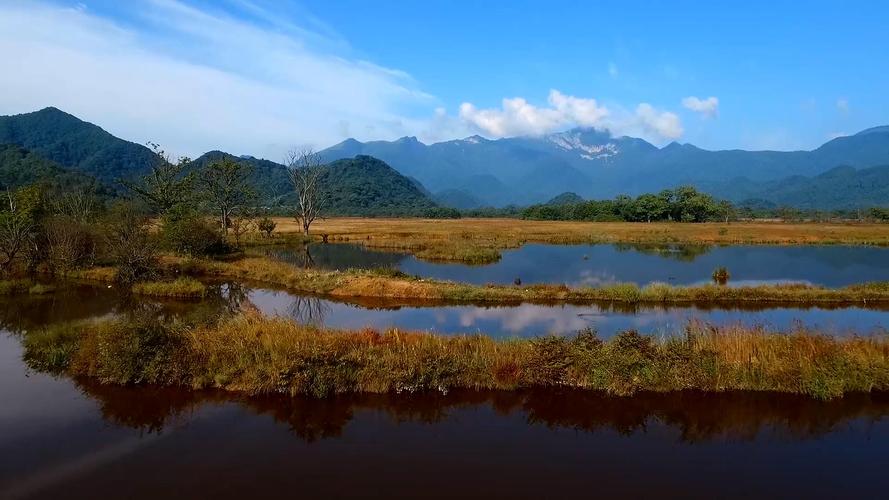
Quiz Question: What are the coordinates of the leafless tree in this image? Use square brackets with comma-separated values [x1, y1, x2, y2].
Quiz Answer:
[0, 189, 38, 274]
[52, 189, 100, 224]
[286, 148, 326, 235]
[44, 215, 96, 272]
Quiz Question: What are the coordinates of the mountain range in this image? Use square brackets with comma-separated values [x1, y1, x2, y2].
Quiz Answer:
[2, 107, 889, 211]
[319, 126, 889, 207]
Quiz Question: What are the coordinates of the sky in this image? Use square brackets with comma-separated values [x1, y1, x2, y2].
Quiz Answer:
[2, 0, 888, 161]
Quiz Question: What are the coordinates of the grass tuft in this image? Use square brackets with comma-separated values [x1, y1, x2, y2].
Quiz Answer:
[131, 278, 207, 298]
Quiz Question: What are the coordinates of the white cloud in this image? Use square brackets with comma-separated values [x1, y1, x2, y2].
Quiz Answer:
[459, 90, 609, 138]
[459, 90, 683, 142]
[681, 96, 719, 118]
[634, 103, 684, 139]
[836, 98, 850, 113]
[0, 0, 434, 160]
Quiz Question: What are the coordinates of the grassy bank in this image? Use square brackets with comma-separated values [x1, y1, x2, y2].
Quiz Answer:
[23, 313, 889, 400]
[159, 254, 889, 306]
[131, 278, 207, 298]
[268, 217, 889, 263]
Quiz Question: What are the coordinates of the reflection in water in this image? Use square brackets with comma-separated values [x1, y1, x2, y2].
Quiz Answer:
[262, 242, 889, 287]
[0, 281, 886, 340]
[73, 381, 889, 444]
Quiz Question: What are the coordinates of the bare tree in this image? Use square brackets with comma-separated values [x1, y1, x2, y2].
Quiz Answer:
[199, 157, 254, 235]
[0, 188, 39, 274]
[286, 148, 326, 235]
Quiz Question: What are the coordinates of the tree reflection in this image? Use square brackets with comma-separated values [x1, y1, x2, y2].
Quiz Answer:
[287, 295, 331, 326]
[71, 380, 889, 445]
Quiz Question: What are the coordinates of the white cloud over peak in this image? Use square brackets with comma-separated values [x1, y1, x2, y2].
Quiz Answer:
[0, 0, 433, 160]
[459, 90, 683, 142]
[459, 90, 609, 138]
[681, 96, 719, 118]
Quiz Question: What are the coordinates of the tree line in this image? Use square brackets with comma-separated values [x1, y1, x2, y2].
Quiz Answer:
[521, 187, 734, 222]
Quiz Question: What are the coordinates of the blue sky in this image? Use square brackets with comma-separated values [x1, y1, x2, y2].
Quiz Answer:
[1, 0, 888, 159]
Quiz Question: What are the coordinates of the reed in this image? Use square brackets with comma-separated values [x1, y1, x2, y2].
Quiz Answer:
[22, 314, 889, 400]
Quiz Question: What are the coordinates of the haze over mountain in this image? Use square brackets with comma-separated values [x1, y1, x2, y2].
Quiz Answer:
[320, 126, 889, 206]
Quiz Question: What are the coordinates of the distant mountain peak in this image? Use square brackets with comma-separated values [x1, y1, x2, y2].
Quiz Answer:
[462, 135, 487, 144]
[856, 125, 889, 136]
[547, 129, 619, 161]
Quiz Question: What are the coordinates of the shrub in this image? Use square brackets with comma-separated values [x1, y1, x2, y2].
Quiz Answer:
[101, 203, 159, 284]
[712, 266, 731, 285]
[257, 217, 277, 238]
[162, 215, 229, 257]
[44, 215, 97, 272]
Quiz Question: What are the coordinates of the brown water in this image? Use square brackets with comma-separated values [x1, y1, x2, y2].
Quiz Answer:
[2, 329, 889, 499]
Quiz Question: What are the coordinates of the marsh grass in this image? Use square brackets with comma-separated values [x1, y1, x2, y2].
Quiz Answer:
[267, 217, 889, 264]
[23, 314, 889, 400]
[131, 278, 207, 298]
[160, 254, 889, 306]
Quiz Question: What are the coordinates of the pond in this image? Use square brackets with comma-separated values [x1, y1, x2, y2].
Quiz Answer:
[263, 242, 889, 287]
[2, 282, 886, 339]
[2, 329, 889, 499]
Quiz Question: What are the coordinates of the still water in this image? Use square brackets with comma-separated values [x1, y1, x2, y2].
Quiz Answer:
[2, 283, 886, 339]
[2, 329, 889, 499]
[264, 242, 889, 287]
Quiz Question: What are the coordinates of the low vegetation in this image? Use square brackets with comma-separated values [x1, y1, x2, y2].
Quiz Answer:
[155, 254, 889, 306]
[273, 217, 889, 264]
[131, 277, 207, 298]
[22, 313, 889, 400]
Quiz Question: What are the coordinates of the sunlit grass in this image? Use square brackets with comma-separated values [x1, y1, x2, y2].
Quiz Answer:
[23, 313, 889, 400]
[131, 277, 207, 298]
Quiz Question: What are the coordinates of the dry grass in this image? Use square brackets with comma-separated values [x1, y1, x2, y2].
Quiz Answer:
[267, 217, 889, 263]
[22, 313, 889, 400]
[158, 254, 889, 306]
[131, 278, 207, 298]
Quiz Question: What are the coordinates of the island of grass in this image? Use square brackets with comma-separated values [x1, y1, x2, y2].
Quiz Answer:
[23, 312, 889, 401]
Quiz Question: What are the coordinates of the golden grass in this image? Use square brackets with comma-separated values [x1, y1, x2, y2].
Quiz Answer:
[131, 277, 207, 298]
[23, 313, 889, 400]
[160, 254, 889, 306]
[267, 217, 889, 263]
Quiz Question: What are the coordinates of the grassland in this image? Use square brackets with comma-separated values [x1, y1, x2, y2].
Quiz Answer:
[267, 217, 889, 263]
[22, 312, 889, 400]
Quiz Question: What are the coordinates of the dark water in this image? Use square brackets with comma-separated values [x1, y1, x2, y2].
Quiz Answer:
[265, 243, 889, 287]
[3, 283, 887, 339]
[2, 330, 889, 499]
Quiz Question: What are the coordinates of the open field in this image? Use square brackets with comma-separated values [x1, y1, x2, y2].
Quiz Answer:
[22, 312, 889, 400]
[269, 217, 889, 263]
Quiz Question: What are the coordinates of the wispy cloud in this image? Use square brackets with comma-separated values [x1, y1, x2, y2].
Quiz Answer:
[0, 0, 433, 159]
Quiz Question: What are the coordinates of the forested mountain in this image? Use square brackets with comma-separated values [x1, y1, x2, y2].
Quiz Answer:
[0, 144, 109, 196]
[707, 164, 889, 210]
[190, 152, 439, 214]
[3, 107, 889, 211]
[0, 107, 156, 183]
[320, 126, 889, 206]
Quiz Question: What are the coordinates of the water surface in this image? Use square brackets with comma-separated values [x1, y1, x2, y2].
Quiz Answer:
[265, 242, 889, 287]
[2, 332, 888, 499]
[4, 283, 887, 339]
